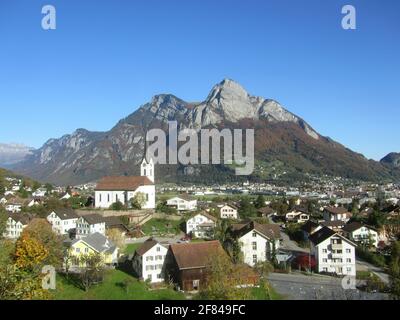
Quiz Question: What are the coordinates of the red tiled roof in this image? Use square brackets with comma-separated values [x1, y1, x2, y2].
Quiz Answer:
[95, 176, 153, 191]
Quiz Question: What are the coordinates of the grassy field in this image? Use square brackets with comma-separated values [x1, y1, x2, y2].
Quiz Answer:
[141, 218, 182, 236]
[53, 270, 185, 300]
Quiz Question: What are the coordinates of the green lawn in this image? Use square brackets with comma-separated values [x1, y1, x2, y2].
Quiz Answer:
[251, 285, 285, 300]
[124, 243, 143, 255]
[141, 218, 182, 236]
[53, 270, 185, 300]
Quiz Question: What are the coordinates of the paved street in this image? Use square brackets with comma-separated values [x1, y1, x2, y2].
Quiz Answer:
[356, 258, 390, 284]
[268, 272, 388, 300]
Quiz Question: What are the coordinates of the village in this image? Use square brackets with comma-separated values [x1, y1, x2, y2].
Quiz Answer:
[0, 158, 399, 300]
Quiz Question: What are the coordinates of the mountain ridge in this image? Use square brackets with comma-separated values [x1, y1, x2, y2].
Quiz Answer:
[12, 79, 400, 185]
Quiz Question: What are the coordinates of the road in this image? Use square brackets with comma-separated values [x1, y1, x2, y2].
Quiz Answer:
[279, 229, 309, 254]
[126, 234, 184, 244]
[268, 272, 388, 300]
[356, 258, 390, 285]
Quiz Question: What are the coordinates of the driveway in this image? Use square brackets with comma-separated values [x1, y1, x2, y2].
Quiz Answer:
[268, 272, 388, 300]
[279, 230, 309, 254]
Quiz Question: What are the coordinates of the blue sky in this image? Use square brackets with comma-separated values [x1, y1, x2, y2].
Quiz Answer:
[0, 0, 399, 160]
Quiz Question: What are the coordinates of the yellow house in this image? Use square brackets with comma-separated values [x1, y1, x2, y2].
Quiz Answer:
[69, 232, 119, 266]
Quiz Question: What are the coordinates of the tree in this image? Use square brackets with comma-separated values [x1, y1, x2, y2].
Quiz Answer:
[14, 234, 49, 272]
[254, 261, 274, 278]
[106, 228, 126, 252]
[130, 192, 147, 210]
[389, 241, 400, 299]
[0, 208, 7, 239]
[199, 253, 252, 300]
[254, 195, 266, 209]
[238, 197, 257, 218]
[77, 253, 105, 292]
[110, 201, 125, 211]
[22, 219, 64, 268]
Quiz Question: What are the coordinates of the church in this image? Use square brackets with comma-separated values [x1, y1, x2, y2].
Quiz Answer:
[94, 157, 156, 209]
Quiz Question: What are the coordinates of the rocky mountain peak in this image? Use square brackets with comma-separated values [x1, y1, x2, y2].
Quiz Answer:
[381, 152, 400, 168]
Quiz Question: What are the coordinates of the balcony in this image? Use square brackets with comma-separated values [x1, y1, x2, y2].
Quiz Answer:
[331, 243, 343, 250]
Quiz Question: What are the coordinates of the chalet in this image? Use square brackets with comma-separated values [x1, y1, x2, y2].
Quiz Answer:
[257, 206, 276, 218]
[47, 208, 79, 236]
[95, 158, 155, 209]
[231, 221, 281, 267]
[323, 206, 352, 223]
[132, 238, 169, 283]
[342, 222, 379, 248]
[166, 195, 197, 211]
[3, 213, 32, 239]
[166, 240, 226, 292]
[219, 204, 239, 220]
[75, 214, 106, 239]
[285, 209, 310, 223]
[186, 212, 217, 239]
[309, 227, 356, 276]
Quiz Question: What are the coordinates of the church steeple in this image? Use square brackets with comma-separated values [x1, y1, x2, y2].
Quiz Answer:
[141, 134, 154, 183]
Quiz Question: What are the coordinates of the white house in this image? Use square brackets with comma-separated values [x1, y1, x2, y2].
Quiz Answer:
[342, 222, 379, 248]
[166, 195, 197, 211]
[309, 226, 356, 276]
[220, 204, 239, 220]
[60, 193, 72, 200]
[75, 214, 106, 239]
[95, 158, 155, 209]
[285, 210, 310, 223]
[5, 203, 22, 213]
[47, 208, 79, 236]
[323, 206, 352, 223]
[186, 212, 217, 239]
[232, 221, 281, 267]
[0, 197, 7, 205]
[32, 188, 47, 198]
[3, 213, 31, 239]
[132, 238, 169, 283]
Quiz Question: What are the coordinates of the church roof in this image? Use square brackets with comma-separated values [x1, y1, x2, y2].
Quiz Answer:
[95, 176, 154, 191]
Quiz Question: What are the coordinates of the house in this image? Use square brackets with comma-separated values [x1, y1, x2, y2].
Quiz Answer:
[3, 213, 32, 239]
[219, 204, 239, 220]
[320, 220, 346, 233]
[300, 220, 322, 240]
[32, 188, 47, 198]
[231, 221, 281, 267]
[186, 212, 217, 239]
[69, 233, 119, 266]
[323, 206, 352, 223]
[95, 158, 155, 209]
[75, 214, 106, 239]
[132, 238, 169, 283]
[27, 198, 42, 207]
[257, 206, 276, 218]
[0, 197, 7, 205]
[309, 226, 356, 276]
[342, 222, 379, 248]
[166, 195, 197, 211]
[47, 208, 79, 236]
[166, 240, 226, 291]
[5, 203, 22, 213]
[60, 193, 71, 200]
[285, 209, 310, 223]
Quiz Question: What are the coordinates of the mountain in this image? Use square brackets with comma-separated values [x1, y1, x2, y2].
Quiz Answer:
[381, 153, 400, 168]
[13, 79, 399, 185]
[0, 143, 34, 166]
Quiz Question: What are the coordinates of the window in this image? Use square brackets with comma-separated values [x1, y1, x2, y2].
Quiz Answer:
[346, 249, 351, 253]
[84, 248, 89, 253]
[253, 255, 257, 264]
[157, 246, 160, 252]
[252, 232, 257, 238]
[347, 267, 352, 272]
[323, 258, 328, 263]
[252, 242, 257, 250]
[107, 194, 110, 202]
[323, 267, 328, 272]
[322, 249, 327, 253]
[346, 258, 351, 263]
